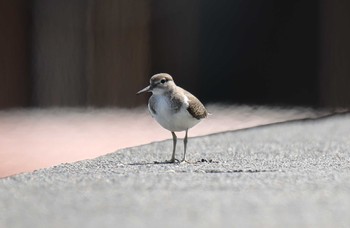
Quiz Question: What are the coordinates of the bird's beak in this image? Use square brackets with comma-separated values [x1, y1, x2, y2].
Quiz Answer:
[136, 85, 151, 95]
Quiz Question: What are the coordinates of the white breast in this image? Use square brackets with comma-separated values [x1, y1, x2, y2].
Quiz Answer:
[149, 94, 200, 132]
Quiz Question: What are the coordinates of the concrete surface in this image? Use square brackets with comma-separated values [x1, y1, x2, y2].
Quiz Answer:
[1, 113, 350, 227]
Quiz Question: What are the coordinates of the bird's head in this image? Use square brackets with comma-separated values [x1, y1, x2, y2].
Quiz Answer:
[136, 73, 176, 95]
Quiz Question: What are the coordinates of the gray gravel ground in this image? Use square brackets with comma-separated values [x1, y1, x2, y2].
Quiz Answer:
[1, 113, 350, 228]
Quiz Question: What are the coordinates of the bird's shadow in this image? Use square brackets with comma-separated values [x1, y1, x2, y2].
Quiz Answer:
[125, 161, 280, 173]
[127, 159, 218, 166]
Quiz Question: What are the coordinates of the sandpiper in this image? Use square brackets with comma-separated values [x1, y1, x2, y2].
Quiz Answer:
[137, 73, 208, 163]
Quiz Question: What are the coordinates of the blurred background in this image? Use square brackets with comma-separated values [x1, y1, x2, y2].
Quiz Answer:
[1, 0, 350, 109]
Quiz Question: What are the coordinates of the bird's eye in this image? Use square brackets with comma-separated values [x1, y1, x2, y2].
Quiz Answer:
[160, 79, 166, 84]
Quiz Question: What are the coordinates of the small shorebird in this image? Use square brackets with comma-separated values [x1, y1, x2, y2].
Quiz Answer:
[137, 73, 208, 163]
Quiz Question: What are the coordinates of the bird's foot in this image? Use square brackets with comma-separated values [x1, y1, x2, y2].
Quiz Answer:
[164, 158, 180, 163]
[180, 159, 192, 164]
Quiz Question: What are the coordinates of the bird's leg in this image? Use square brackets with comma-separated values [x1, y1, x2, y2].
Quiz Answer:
[181, 129, 189, 163]
[166, 131, 178, 163]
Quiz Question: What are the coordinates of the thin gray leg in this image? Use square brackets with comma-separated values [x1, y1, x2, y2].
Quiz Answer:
[182, 129, 188, 162]
[166, 131, 177, 163]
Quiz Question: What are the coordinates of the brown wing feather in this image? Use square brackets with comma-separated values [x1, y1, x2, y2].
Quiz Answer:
[184, 90, 208, 120]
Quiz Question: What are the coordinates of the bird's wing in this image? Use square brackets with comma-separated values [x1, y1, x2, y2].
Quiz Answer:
[182, 89, 208, 120]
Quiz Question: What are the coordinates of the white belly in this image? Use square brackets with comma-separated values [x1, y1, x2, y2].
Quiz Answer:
[149, 95, 200, 132]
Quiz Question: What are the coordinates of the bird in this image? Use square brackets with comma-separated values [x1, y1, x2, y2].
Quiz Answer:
[136, 73, 208, 163]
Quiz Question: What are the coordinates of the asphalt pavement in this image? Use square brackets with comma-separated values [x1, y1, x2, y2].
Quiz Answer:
[1, 113, 350, 228]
